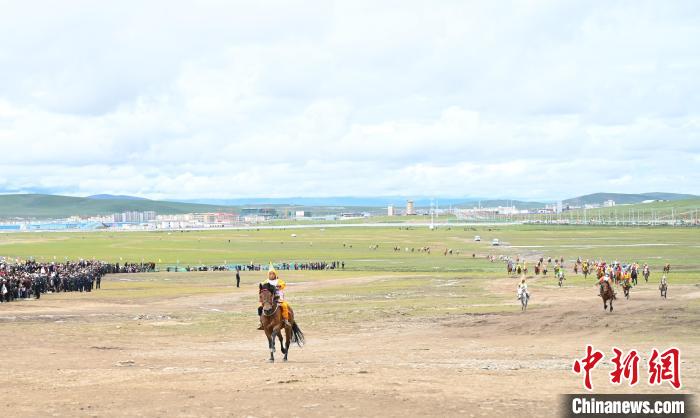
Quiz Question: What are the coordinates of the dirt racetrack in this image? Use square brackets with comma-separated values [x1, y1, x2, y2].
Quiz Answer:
[1, 271, 698, 417]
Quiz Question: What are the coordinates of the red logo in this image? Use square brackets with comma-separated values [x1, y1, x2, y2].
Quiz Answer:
[648, 348, 681, 389]
[610, 347, 640, 386]
[573, 345, 605, 390]
[573, 346, 681, 390]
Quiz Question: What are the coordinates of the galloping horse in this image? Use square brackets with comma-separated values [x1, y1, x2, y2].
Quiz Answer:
[663, 264, 671, 274]
[643, 266, 650, 283]
[659, 278, 668, 299]
[259, 283, 305, 362]
[622, 281, 631, 300]
[519, 291, 529, 311]
[600, 280, 615, 312]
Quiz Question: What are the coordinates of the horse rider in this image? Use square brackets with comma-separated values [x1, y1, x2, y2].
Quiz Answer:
[517, 278, 529, 300]
[660, 274, 668, 289]
[598, 274, 611, 296]
[257, 264, 291, 330]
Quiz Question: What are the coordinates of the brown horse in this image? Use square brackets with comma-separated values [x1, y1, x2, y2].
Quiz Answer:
[663, 264, 671, 274]
[259, 283, 304, 362]
[600, 280, 615, 312]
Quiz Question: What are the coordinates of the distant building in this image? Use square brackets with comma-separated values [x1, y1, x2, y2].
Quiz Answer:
[192, 212, 239, 224]
[340, 212, 366, 219]
[603, 200, 616, 207]
[387, 205, 395, 216]
[112, 211, 157, 223]
[240, 208, 278, 220]
[405, 200, 415, 216]
[295, 210, 311, 218]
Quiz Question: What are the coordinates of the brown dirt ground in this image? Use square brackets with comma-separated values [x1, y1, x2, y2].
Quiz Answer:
[1, 273, 698, 417]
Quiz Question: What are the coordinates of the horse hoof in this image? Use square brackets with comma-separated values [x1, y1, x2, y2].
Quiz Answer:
[269, 359, 275, 363]
[283, 358, 288, 362]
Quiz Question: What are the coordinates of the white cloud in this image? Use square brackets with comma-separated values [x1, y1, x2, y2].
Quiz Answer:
[0, 0, 698, 200]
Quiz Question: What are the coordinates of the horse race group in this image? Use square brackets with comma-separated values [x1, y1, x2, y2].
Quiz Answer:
[1, 247, 675, 361]
[509, 255, 672, 312]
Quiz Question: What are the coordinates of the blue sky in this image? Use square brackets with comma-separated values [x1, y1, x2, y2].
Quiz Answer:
[0, 0, 698, 200]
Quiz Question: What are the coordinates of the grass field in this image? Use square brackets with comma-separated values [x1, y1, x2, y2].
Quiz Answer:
[1, 225, 697, 272]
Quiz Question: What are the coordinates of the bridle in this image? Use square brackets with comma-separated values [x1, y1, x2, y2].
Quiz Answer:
[262, 303, 279, 317]
[260, 288, 279, 317]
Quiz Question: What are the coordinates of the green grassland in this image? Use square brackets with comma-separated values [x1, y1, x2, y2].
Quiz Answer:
[1, 225, 698, 275]
[1, 225, 697, 325]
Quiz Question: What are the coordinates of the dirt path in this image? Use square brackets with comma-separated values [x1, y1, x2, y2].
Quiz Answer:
[0, 273, 698, 417]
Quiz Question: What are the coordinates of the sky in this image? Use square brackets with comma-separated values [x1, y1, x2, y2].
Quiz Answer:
[0, 0, 698, 201]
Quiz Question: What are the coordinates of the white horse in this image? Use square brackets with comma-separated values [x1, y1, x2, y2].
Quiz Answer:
[517, 286, 529, 311]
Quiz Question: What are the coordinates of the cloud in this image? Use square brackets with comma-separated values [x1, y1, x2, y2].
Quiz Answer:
[0, 0, 698, 200]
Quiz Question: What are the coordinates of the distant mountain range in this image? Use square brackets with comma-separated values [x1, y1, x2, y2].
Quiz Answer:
[0, 194, 238, 219]
[180, 197, 547, 209]
[563, 192, 699, 206]
[179, 193, 698, 209]
[87, 194, 148, 201]
[0, 192, 696, 219]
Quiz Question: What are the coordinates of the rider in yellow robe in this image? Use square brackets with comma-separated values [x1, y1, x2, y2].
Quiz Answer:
[258, 264, 291, 329]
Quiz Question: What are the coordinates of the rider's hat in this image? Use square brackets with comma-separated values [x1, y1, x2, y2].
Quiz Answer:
[268, 263, 278, 278]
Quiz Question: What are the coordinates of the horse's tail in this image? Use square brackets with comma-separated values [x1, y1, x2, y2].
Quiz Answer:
[291, 322, 305, 347]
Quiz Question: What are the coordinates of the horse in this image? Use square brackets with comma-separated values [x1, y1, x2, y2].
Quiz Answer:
[643, 266, 650, 283]
[259, 283, 305, 362]
[663, 264, 671, 274]
[600, 280, 615, 312]
[582, 265, 589, 279]
[622, 282, 631, 300]
[614, 270, 622, 284]
[659, 279, 668, 299]
[558, 272, 565, 288]
[518, 288, 529, 311]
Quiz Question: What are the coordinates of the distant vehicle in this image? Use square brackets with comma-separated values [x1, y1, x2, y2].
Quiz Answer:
[474, 235, 481, 241]
[491, 238, 500, 246]
[291, 234, 297, 237]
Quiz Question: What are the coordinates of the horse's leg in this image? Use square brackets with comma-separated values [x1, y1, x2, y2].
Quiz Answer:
[278, 331, 285, 354]
[283, 327, 291, 361]
[265, 329, 275, 363]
